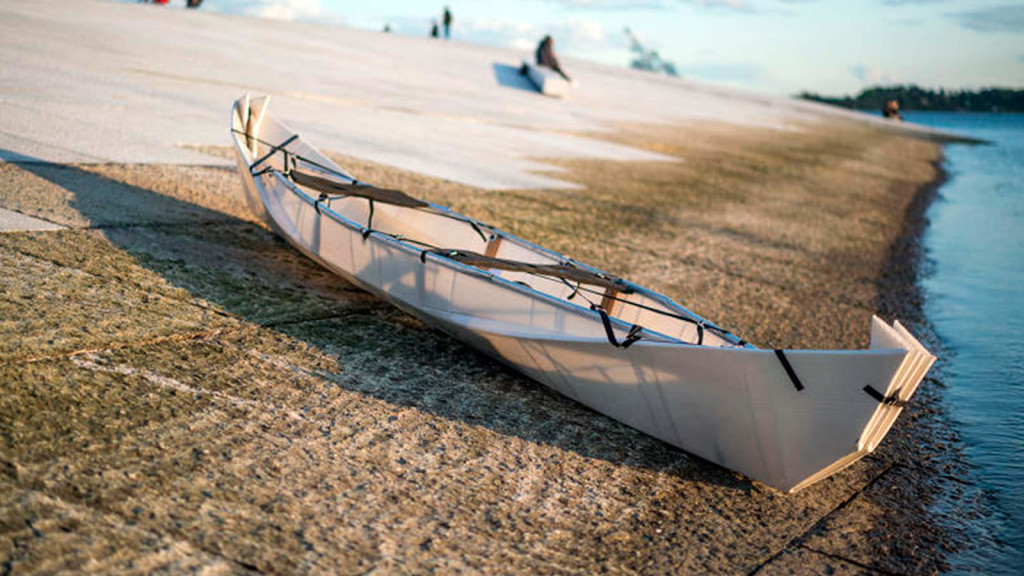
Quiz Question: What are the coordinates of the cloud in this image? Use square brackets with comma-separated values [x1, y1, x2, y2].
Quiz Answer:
[891, 17, 924, 26]
[386, 16, 624, 54]
[947, 5, 1024, 33]
[674, 0, 810, 16]
[454, 18, 539, 50]
[544, 0, 669, 9]
[676, 62, 764, 81]
[678, 0, 756, 12]
[881, 0, 950, 5]
[849, 64, 897, 84]
[203, 0, 326, 21]
[453, 18, 625, 54]
[549, 0, 807, 11]
[554, 20, 623, 51]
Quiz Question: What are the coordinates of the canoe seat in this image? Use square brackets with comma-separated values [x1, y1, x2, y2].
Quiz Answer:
[290, 170, 428, 209]
[424, 249, 632, 294]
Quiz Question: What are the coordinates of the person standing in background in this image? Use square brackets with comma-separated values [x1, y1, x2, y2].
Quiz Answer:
[882, 99, 903, 121]
[443, 7, 452, 39]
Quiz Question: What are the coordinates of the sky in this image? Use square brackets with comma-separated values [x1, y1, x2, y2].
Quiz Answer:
[151, 0, 1023, 95]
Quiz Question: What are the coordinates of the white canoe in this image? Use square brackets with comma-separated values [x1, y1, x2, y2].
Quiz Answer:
[230, 95, 935, 493]
[522, 61, 572, 97]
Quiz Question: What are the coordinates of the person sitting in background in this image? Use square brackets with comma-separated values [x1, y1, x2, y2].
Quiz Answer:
[882, 99, 903, 121]
[431, 20, 439, 38]
[535, 36, 571, 82]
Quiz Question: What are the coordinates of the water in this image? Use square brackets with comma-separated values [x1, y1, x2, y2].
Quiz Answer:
[904, 112, 1024, 573]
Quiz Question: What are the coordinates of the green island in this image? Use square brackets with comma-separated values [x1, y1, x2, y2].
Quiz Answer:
[799, 85, 1024, 113]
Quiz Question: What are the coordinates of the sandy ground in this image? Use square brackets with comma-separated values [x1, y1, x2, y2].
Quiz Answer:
[0, 118, 964, 575]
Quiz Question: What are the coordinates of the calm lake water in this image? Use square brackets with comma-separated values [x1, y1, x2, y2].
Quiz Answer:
[902, 112, 1024, 573]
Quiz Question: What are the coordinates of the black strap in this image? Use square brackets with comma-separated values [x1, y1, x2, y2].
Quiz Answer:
[467, 220, 488, 243]
[863, 385, 908, 407]
[592, 305, 642, 349]
[421, 249, 632, 293]
[249, 134, 299, 173]
[251, 165, 275, 178]
[555, 279, 725, 346]
[863, 385, 885, 402]
[774, 349, 805, 391]
[567, 282, 581, 301]
[624, 324, 642, 348]
[314, 192, 328, 215]
[283, 150, 295, 175]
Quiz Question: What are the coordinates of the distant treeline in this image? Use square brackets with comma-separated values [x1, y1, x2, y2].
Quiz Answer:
[798, 85, 1024, 113]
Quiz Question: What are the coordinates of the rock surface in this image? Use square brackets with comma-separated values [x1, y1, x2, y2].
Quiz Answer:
[0, 1, 960, 574]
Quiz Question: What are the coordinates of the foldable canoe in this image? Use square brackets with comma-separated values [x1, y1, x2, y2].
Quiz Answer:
[521, 61, 572, 97]
[230, 95, 935, 492]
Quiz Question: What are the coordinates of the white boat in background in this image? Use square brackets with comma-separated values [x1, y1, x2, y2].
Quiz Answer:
[230, 95, 935, 493]
[521, 61, 572, 97]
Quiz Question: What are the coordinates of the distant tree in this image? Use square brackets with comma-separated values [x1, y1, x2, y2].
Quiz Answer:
[798, 85, 1024, 113]
[625, 28, 679, 77]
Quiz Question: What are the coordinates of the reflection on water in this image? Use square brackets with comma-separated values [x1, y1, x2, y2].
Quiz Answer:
[906, 112, 1024, 573]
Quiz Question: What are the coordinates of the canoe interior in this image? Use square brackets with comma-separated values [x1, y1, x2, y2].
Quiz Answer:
[232, 96, 737, 350]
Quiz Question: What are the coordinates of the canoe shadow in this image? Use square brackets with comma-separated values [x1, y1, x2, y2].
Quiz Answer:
[492, 62, 538, 94]
[4, 153, 752, 493]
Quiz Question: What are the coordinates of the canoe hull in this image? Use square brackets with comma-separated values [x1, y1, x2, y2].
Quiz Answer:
[522, 61, 571, 97]
[230, 96, 935, 492]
